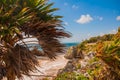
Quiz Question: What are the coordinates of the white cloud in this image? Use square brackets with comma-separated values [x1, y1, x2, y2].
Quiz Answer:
[96, 16, 103, 21]
[64, 22, 69, 26]
[109, 29, 117, 34]
[72, 5, 79, 9]
[76, 14, 93, 24]
[100, 32, 104, 36]
[64, 3, 68, 6]
[87, 33, 91, 36]
[116, 16, 120, 21]
[87, 33, 92, 38]
[99, 17, 103, 21]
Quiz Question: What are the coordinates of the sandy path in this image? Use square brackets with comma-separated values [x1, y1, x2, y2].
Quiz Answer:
[22, 53, 68, 80]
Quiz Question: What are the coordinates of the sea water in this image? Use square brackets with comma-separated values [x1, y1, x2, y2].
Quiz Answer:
[65, 43, 78, 47]
[27, 42, 78, 50]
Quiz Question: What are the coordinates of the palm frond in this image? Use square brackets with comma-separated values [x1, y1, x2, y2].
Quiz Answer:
[0, 0, 71, 79]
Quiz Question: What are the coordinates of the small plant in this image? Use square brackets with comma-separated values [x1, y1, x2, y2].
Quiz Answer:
[55, 72, 88, 80]
[76, 64, 81, 69]
[75, 74, 88, 80]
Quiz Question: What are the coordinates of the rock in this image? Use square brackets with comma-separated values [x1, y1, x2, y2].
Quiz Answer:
[57, 60, 76, 75]
[64, 46, 84, 59]
[76, 49, 84, 59]
[80, 60, 88, 68]
[87, 52, 95, 58]
[63, 60, 75, 72]
[57, 69, 63, 75]
[64, 46, 77, 59]
[84, 56, 90, 61]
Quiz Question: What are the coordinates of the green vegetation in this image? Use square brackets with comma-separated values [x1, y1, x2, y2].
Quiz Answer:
[96, 30, 120, 79]
[83, 34, 114, 43]
[0, 0, 70, 80]
[0, 0, 119, 80]
[55, 72, 88, 80]
[55, 27, 120, 80]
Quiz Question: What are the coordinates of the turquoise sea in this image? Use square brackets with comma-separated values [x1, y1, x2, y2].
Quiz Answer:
[27, 43, 78, 50]
[64, 43, 79, 47]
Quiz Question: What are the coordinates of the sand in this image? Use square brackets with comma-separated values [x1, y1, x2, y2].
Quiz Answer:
[21, 53, 68, 80]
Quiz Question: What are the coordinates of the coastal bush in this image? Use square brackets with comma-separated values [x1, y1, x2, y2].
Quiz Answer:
[55, 72, 88, 80]
[58, 27, 120, 80]
[83, 34, 114, 43]
[95, 28, 120, 79]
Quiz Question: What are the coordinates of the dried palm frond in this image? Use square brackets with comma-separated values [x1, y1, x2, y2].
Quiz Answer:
[20, 20, 70, 59]
[0, 0, 71, 80]
[1, 44, 38, 79]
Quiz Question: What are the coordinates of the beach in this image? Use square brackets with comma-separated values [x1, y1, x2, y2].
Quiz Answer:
[22, 53, 68, 80]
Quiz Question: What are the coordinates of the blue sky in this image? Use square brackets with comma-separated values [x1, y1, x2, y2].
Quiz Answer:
[49, 0, 120, 43]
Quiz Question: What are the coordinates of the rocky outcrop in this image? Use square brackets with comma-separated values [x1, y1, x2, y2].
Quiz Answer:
[56, 51, 119, 80]
[64, 46, 76, 59]
[59, 52, 96, 74]
[57, 59, 79, 75]
[64, 46, 84, 59]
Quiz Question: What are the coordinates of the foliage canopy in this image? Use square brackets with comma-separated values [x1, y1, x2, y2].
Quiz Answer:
[0, 0, 70, 79]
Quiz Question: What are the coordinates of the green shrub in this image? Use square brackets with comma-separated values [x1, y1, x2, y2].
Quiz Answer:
[55, 72, 88, 80]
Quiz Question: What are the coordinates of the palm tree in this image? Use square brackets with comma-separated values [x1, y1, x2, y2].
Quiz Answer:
[0, 0, 70, 80]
